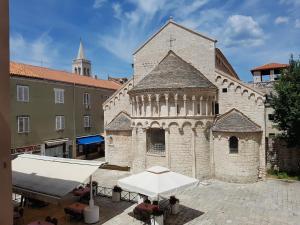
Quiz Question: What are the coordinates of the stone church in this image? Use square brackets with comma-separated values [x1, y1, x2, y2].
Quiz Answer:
[103, 20, 266, 183]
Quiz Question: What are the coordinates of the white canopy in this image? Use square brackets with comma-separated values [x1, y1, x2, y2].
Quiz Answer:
[118, 166, 199, 199]
[12, 154, 104, 202]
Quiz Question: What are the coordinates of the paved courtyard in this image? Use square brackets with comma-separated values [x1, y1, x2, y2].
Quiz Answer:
[23, 169, 300, 225]
[92, 169, 300, 225]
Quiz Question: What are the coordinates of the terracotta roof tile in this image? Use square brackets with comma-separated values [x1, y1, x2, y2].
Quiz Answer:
[10, 62, 121, 90]
[251, 63, 289, 72]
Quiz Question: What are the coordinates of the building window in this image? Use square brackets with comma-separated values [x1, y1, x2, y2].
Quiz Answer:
[74, 67, 78, 74]
[215, 103, 219, 114]
[269, 133, 275, 138]
[147, 128, 165, 155]
[17, 85, 29, 102]
[268, 114, 274, 121]
[55, 116, 65, 130]
[78, 67, 81, 75]
[87, 69, 90, 76]
[197, 103, 200, 114]
[54, 88, 64, 104]
[83, 115, 91, 128]
[229, 136, 238, 153]
[83, 93, 91, 108]
[83, 68, 86, 75]
[176, 104, 180, 115]
[17, 116, 30, 133]
[222, 88, 228, 93]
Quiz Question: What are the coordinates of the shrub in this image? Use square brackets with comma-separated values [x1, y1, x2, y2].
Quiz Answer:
[113, 185, 122, 193]
[152, 208, 163, 217]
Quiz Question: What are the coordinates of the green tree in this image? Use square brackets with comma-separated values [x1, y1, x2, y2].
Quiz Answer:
[270, 56, 300, 147]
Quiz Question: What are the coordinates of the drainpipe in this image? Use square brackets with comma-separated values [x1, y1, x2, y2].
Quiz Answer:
[72, 82, 76, 158]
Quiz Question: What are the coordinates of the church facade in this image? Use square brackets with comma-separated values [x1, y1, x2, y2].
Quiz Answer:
[103, 20, 266, 183]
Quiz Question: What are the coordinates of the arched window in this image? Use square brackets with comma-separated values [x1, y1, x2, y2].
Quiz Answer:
[229, 136, 238, 153]
[87, 68, 90, 76]
[74, 67, 78, 74]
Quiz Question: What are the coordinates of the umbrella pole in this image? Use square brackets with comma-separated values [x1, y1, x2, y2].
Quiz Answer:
[89, 175, 94, 207]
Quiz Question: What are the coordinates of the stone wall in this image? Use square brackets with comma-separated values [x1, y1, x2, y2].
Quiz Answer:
[213, 132, 261, 183]
[133, 22, 216, 84]
[103, 79, 133, 125]
[215, 70, 266, 178]
[105, 130, 132, 167]
[267, 139, 300, 173]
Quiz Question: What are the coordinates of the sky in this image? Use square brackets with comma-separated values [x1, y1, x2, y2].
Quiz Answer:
[10, 0, 300, 82]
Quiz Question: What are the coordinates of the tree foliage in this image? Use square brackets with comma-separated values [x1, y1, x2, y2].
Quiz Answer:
[270, 56, 300, 147]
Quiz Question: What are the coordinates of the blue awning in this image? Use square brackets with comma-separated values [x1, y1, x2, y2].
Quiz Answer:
[77, 135, 104, 145]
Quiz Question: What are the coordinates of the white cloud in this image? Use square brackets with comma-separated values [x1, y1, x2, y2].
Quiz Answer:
[93, 0, 106, 9]
[222, 15, 265, 48]
[295, 19, 300, 28]
[10, 32, 59, 67]
[274, 16, 289, 24]
[112, 3, 122, 19]
[98, 0, 210, 62]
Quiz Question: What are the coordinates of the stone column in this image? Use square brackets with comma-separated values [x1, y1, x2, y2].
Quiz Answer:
[148, 94, 152, 117]
[183, 94, 187, 116]
[131, 97, 135, 117]
[141, 95, 145, 117]
[199, 96, 203, 116]
[131, 127, 137, 170]
[175, 94, 178, 116]
[191, 128, 196, 178]
[192, 95, 196, 116]
[205, 96, 209, 116]
[155, 94, 160, 117]
[135, 96, 139, 116]
[164, 93, 169, 116]
[165, 128, 171, 168]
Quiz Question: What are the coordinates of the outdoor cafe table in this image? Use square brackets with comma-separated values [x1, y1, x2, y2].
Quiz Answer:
[65, 202, 88, 214]
[27, 220, 54, 225]
[134, 203, 159, 219]
[73, 187, 90, 197]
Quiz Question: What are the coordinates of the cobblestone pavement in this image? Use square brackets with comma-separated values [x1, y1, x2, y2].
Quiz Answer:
[92, 174, 300, 225]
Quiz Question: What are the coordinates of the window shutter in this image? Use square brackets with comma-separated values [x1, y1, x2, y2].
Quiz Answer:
[24, 87, 29, 102]
[62, 116, 65, 129]
[56, 116, 59, 130]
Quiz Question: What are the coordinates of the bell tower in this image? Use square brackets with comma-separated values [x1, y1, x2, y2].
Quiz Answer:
[72, 39, 91, 76]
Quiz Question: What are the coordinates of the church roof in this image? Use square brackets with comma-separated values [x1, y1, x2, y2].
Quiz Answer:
[105, 112, 131, 131]
[130, 51, 217, 92]
[10, 62, 120, 90]
[212, 109, 262, 133]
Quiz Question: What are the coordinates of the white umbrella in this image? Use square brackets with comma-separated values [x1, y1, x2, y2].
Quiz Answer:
[117, 166, 199, 199]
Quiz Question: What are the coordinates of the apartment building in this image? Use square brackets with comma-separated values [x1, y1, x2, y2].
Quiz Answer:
[10, 42, 120, 159]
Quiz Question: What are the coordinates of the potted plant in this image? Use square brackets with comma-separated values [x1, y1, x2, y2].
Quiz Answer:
[169, 196, 180, 214]
[151, 208, 164, 225]
[112, 185, 122, 202]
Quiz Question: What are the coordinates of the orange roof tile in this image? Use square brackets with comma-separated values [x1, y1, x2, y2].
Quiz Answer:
[251, 63, 289, 73]
[10, 62, 121, 90]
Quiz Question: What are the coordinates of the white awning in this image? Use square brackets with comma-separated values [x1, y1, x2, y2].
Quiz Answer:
[12, 154, 103, 202]
[118, 166, 199, 199]
[45, 138, 69, 146]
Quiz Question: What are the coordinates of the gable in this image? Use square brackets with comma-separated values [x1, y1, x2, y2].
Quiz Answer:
[105, 112, 131, 131]
[133, 20, 216, 55]
[212, 108, 262, 133]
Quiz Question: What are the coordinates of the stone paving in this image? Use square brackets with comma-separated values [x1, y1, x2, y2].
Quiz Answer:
[92, 173, 300, 225]
[22, 169, 300, 225]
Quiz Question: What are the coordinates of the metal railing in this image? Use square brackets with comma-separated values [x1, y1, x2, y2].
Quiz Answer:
[95, 185, 138, 203]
